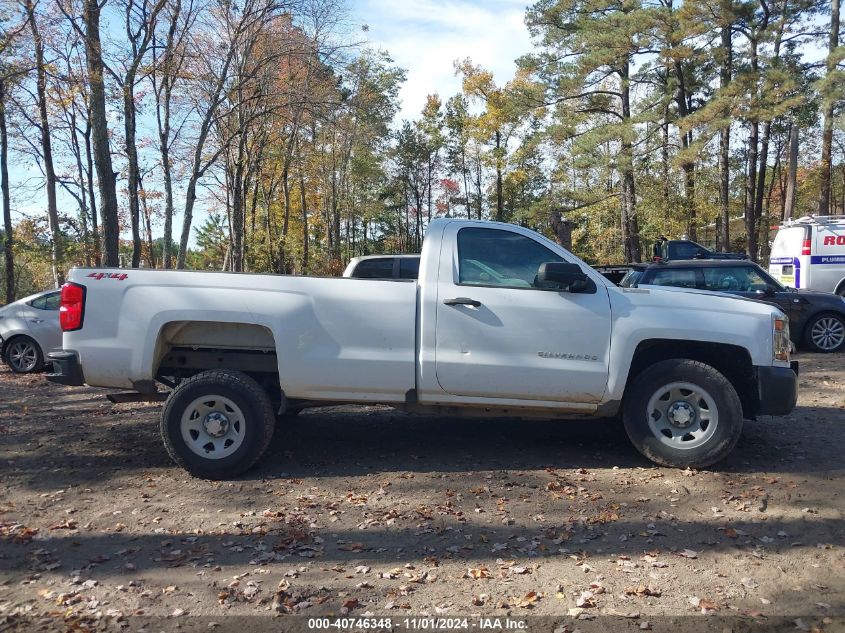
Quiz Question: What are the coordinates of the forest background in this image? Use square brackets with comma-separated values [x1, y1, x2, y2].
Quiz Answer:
[0, 0, 841, 300]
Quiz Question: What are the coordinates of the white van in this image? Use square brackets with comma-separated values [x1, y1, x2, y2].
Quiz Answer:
[769, 215, 845, 296]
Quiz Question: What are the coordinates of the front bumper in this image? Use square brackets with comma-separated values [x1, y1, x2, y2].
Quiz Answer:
[46, 350, 86, 387]
[756, 361, 799, 416]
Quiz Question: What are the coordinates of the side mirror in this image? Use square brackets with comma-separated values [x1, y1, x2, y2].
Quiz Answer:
[537, 262, 589, 292]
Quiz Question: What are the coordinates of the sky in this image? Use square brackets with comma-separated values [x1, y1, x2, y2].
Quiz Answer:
[352, 0, 534, 122]
[9, 0, 536, 240]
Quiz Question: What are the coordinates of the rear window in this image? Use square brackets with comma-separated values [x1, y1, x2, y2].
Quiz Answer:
[398, 258, 420, 279]
[350, 258, 394, 279]
[647, 268, 699, 288]
[771, 226, 808, 258]
[667, 241, 707, 259]
[29, 292, 60, 310]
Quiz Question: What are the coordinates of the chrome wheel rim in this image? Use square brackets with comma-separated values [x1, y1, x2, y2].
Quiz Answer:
[811, 317, 845, 351]
[646, 381, 719, 450]
[180, 395, 246, 459]
[8, 340, 38, 372]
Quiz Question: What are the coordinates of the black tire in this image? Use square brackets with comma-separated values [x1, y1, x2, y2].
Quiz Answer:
[622, 359, 743, 469]
[802, 312, 845, 353]
[160, 370, 275, 479]
[4, 335, 44, 374]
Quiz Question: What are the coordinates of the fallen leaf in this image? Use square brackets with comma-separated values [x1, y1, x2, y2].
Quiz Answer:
[624, 584, 661, 597]
[467, 566, 492, 580]
[341, 598, 359, 614]
[576, 591, 596, 608]
[514, 591, 540, 608]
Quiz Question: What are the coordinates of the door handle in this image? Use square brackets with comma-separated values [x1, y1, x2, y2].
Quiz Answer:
[444, 297, 481, 307]
[29, 318, 44, 323]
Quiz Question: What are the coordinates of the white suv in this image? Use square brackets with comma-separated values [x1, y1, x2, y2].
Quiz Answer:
[769, 215, 845, 295]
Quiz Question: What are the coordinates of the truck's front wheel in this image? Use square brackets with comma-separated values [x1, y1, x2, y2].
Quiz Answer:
[161, 370, 275, 479]
[622, 359, 743, 469]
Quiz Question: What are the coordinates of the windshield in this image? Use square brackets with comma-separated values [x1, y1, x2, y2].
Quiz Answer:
[619, 269, 643, 287]
[771, 226, 807, 258]
[702, 265, 785, 292]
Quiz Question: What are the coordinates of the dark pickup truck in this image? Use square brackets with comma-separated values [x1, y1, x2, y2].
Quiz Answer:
[595, 239, 747, 284]
[654, 238, 747, 262]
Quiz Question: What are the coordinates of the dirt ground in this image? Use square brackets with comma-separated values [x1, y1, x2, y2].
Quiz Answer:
[1, 353, 843, 632]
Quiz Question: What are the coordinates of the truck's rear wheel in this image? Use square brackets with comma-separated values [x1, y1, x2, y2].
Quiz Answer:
[622, 359, 743, 469]
[160, 370, 275, 479]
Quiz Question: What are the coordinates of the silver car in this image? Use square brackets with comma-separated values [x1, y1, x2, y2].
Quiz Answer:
[0, 289, 62, 373]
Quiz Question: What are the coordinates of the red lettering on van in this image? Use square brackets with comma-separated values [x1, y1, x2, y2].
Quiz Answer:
[824, 236, 836, 246]
[839, 236, 845, 246]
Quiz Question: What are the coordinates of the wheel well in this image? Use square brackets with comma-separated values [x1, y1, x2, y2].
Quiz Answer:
[835, 279, 845, 297]
[627, 339, 757, 418]
[153, 321, 280, 403]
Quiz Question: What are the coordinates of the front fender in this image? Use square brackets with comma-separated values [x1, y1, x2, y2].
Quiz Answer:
[606, 287, 777, 401]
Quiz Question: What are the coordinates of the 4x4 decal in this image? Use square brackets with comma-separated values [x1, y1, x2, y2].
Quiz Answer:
[87, 272, 128, 281]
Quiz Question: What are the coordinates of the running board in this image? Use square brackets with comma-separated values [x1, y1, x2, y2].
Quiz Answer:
[106, 392, 169, 404]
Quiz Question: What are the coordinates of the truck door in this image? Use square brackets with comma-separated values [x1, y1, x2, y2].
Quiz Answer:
[433, 223, 611, 404]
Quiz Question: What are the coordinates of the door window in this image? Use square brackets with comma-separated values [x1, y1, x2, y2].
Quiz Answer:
[647, 268, 699, 288]
[457, 227, 565, 288]
[702, 266, 770, 292]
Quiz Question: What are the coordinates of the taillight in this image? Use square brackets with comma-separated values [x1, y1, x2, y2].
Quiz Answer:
[60, 282, 86, 331]
[801, 239, 811, 255]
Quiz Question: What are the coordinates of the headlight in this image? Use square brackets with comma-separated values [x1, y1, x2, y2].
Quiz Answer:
[773, 315, 790, 362]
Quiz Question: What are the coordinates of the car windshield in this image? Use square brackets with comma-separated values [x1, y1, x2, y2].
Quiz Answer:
[619, 269, 643, 287]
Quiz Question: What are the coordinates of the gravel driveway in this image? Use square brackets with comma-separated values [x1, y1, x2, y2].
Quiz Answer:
[1, 353, 843, 632]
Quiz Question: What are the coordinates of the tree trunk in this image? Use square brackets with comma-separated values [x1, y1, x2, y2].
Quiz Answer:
[718, 1, 733, 252]
[620, 61, 641, 262]
[550, 210, 572, 250]
[461, 147, 471, 219]
[784, 124, 799, 220]
[495, 129, 504, 221]
[155, 0, 181, 269]
[1, 79, 13, 303]
[818, 0, 840, 216]
[744, 36, 760, 261]
[85, 0, 120, 267]
[753, 120, 772, 252]
[661, 99, 670, 224]
[299, 170, 308, 272]
[673, 60, 696, 241]
[28, 0, 64, 285]
[83, 116, 100, 265]
[124, 76, 142, 268]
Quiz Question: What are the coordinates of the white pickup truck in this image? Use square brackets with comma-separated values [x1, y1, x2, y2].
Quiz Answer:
[47, 219, 798, 478]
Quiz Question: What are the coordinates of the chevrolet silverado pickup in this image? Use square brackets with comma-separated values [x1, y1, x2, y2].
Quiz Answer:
[47, 219, 799, 478]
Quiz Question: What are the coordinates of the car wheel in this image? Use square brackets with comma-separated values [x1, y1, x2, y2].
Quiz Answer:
[4, 336, 43, 374]
[803, 313, 845, 353]
[622, 359, 743, 469]
[160, 370, 275, 479]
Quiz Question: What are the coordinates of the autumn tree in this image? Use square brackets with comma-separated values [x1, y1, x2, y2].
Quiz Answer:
[524, 0, 659, 262]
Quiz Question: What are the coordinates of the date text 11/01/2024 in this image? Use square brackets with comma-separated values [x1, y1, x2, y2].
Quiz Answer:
[307, 617, 528, 630]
